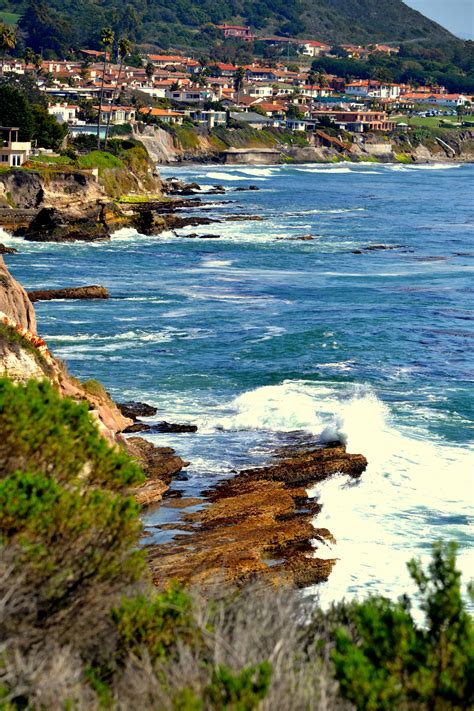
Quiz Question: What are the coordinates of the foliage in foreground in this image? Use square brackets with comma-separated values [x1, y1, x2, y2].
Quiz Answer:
[0, 377, 472, 710]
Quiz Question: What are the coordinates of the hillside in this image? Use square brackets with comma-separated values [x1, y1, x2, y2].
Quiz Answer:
[7, 0, 457, 56]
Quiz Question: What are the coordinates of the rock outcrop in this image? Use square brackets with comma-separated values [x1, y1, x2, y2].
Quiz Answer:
[28, 286, 109, 302]
[0, 256, 37, 332]
[23, 206, 111, 243]
[125, 437, 189, 506]
[148, 444, 367, 588]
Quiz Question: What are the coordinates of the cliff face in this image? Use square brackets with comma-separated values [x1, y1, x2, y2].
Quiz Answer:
[0, 257, 37, 332]
[0, 170, 106, 210]
[0, 257, 186, 500]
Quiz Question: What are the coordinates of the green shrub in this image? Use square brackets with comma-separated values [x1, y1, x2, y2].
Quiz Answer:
[112, 583, 197, 663]
[332, 542, 474, 711]
[205, 662, 272, 711]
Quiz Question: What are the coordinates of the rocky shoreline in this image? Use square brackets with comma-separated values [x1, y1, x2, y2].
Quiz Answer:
[0, 164, 374, 592]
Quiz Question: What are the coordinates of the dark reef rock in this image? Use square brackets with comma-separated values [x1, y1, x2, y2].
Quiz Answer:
[124, 436, 189, 507]
[117, 400, 158, 420]
[153, 421, 198, 433]
[0, 243, 17, 254]
[123, 422, 152, 433]
[225, 215, 264, 222]
[28, 285, 109, 302]
[24, 206, 110, 243]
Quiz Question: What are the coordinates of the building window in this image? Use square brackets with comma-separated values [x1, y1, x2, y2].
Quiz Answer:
[1, 155, 8, 163]
[12, 155, 22, 166]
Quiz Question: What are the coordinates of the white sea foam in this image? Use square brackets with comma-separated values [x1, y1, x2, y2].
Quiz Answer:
[236, 167, 279, 177]
[385, 163, 462, 172]
[204, 171, 265, 182]
[296, 167, 354, 174]
[211, 380, 473, 606]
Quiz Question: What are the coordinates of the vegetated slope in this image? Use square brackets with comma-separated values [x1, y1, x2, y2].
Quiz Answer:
[297, 0, 455, 44]
[11, 0, 455, 55]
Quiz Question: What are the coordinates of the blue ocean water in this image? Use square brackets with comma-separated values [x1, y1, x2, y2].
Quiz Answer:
[3, 161, 473, 605]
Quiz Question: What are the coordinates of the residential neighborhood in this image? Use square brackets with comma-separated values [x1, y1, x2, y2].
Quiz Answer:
[1, 29, 472, 151]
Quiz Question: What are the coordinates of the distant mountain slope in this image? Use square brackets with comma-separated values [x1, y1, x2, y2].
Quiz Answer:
[297, 0, 455, 43]
[8, 0, 456, 56]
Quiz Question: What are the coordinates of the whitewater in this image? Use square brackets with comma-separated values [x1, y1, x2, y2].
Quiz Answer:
[5, 161, 473, 605]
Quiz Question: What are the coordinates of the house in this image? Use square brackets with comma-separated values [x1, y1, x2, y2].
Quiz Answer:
[216, 24, 254, 41]
[94, 106, 136, 124]
[372, 44, 400, 55]
[245, 66, 279, 82]
[139, 107, 184, 124]
[48, 103, 79, 123]
[166, 88, 220, 103]
[147, 54, 189, 68]
[312, 110, 394, 132]
[252, 101, 286, 117]
[229, 111, 276, 129]
[0, 127, 31, 167]
[80, 49, 110, 61]
[208, 62, 238, 77]
[247, 84, 274, 98]
[434, 94, 472, 108]
[187, 109, 227, 128]
[298, 40, 331, 57]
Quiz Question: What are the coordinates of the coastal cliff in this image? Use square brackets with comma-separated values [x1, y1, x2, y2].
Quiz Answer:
[0, 256, 186, 501]
[135, 124, 474, 165]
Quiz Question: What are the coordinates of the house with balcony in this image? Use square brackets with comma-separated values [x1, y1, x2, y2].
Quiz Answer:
[95, 106, 136, 124]
[0, 127, 32, 167]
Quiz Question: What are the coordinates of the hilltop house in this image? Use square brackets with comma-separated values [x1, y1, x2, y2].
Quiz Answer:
[0, 127, 31, 167]
[217, 24, 254, 41]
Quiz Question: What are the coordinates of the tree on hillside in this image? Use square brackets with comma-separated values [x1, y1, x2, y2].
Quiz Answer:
[96, 26, 115, 149]
[0, 85, 34, 140]
[31, 104, 68, 149]
[105, 37, 131, 147]
[19, 0, 76, 58]
[0, 23, 16, 73]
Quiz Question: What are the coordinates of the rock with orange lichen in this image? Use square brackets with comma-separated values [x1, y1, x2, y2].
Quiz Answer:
[147, 444, 367, 589]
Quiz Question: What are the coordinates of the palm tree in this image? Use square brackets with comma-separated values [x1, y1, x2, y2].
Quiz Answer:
[33, 53, 43, 77]
[104, 37, 131, 147]
[234, 66, 246, 104]
[0, 23, 17, 74]
[318, 71, 329, 88]
[96, 26, 115, 149]
[24, 46, 35, 68]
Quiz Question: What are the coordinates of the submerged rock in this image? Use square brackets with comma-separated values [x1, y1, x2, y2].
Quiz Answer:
[225, 215, 264, 222]
[27, 285, 109, 302]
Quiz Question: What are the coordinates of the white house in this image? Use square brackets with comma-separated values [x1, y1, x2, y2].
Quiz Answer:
[434, 94, 471, 108]
[0, 127, 31, 167]
[48, 103, 79, 123]
[165, 88, 221, 103]
[247, 84, 274, 98]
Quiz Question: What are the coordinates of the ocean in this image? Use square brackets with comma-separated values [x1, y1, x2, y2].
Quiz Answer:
[3, 161, 473, 606]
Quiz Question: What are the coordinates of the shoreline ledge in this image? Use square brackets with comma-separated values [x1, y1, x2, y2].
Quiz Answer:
[147, 443, 367, 589]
